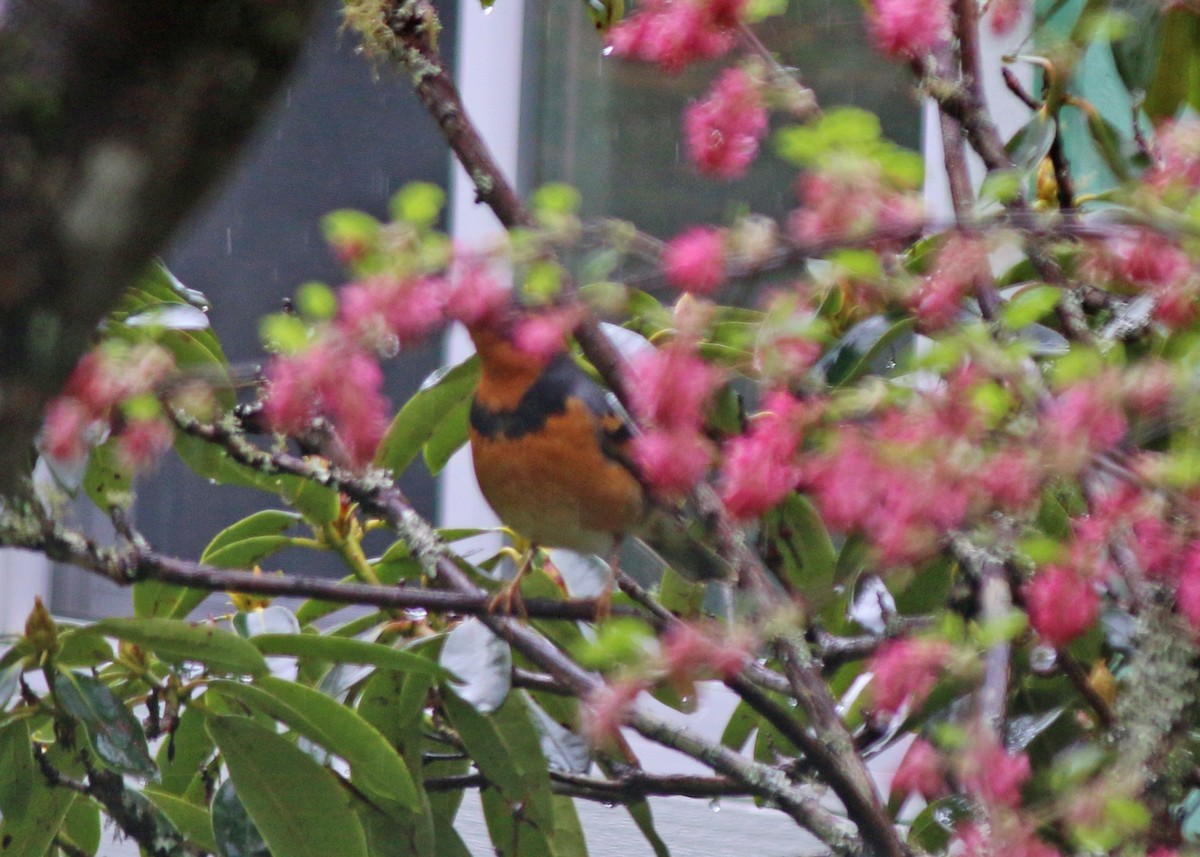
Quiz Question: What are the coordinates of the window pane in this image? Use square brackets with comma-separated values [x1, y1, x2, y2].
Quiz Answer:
[521, 0, 921, 237]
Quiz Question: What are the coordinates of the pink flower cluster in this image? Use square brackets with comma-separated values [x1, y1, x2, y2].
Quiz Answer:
[891, 738, 947, 800]
[663, 227, 726, 294]
[582, 678, 648, 746]
[607, 0, 747, 73]
[626, 343, 723, 496]
[869, 637, 952, 715]
[961, 738, 1031, 808]
[788, 170, 923, 247]
[866, 0, 951, 59]
[263, 341, 391, 468]
[338, 274, 446, 351]
[911, 235, 991, 330]
[41, 344, 176, 472]
[1024, 565, 1099, 647]
[1040, 379, 1128, 473]
[719, 391, 811, 520]
[1094, 230, 1197, 329]
[1145, 118, 1200, 195]
[660, 621, 749, 684]
[684, 68, 769, 180]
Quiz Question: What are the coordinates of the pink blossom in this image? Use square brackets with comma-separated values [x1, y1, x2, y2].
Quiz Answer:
[445, 265, 510, 327]
[512, 309, 579, 363]
[632, 429, 713, 497]
[867, 0, 951, 58]
[978, 448, 1040, 511]
[987, 0, 1027, 34]
[788, 171, 922, 246]
[337, 275, 446, 348]
[869, 638, 951, 715]
[956, 821, 1059, 857]
[40, 398, 93, 462]
[891, 738, 947, 800]
[1132, 515, 1182, 581]
[116, 417, 174, 472]
[1176, 545, 1200, 630]
[262, 342, 391, 468]
[607, 0, 744, 73]
[1110, 230, 1191, 289]
[912, 236, 990, 331]
[583, 678, 647, 745]
[1024, 565, 1099, 647]
[626, 345, 721, 431]
[962, 739, 1031, 808]
[661, 622, 748, 682]
[1145, 118, 1200, 193]
[683, 68, 768, 180]
[663, 228, 726, 294]
[719, 392, 808, 520]
[1042, 382, 1127, 466]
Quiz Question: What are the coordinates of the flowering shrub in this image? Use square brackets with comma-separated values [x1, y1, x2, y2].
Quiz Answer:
[7, 0, 1200, 854]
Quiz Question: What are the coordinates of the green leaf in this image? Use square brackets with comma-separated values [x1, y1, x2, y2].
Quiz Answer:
[295, 281, 338, 320]
[211, 777, 271, 857]
[157, 705, 214, 797]
[60, 795, 102, 855]
[422, 397, 470, 475]
[375, 357, 480, 476]
[1001, 285, 1062, 329]
[75, 618, 268, 676]
[143, 788, 220, 853]
[439, 618, 512, 714]
[82, 439, 133, 511]
[532, 183, 582, 217]
[390, 182, 446, 229]
[1006, 109, 1057, 172]
[1083, 111, 1132, 181]
[209, 676, 419, 812]
[1111, 0, 1163, 92]
[0, 723, 75, 857]
[232, 606, 301, 638]
[206, 715, 369, 857]
[53, 670, 156, 777]
[278, 475, 340, 526]
[1145, 7, 1200, 119]
[250, 633, 447, 677]
[821, 316, 914, 386]
[201, 510, 304, 568]
[53, 630, 113, 668]
[907, 796, 970, 851]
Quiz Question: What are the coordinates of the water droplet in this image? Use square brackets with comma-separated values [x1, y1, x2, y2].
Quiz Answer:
[708, 799, 721, 813]
[1029, 644, 1057, 673]
[601, 45, 614, 56]
[602, 801, 616, 809]
[482, 5, 494, 13]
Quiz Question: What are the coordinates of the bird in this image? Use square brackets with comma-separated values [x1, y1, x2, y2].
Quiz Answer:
[465, 310, 727, 614]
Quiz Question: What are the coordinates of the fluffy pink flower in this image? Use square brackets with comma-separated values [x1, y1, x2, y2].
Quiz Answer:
[1145, 118, 1200, 193]
[869, 638, 951, 715]
[912, 236, 990, 331]
[891, 738, 947, 800]
[719, 392, 807, 520]
[607, 0, 744, 73]
[338, 275, 446, 349]
[262, 342, 390, 468]
[788, 171, 922, 246]
[583, 678, 648, 745]
[1025, 565, 1099, 647]
[626, 345, 721, 431]
[445, 265, 510, 327]
[962, 739, 1031, 808]
[1042, 382, 1127, 466]
[987, 0, 1027, 34]
[663, 228, 726, 294]
[632, 429, 713, 497]
[867, 0, 951, 58]
[40, 398, 94, 463]
[978, 448, 1040, 511]
[1176, 545, 1200, 630]
[512, 309, 579, 363]
[684, 68, 769, 180]
[661, 622, 748, 682]
[116, 417, 174, 472]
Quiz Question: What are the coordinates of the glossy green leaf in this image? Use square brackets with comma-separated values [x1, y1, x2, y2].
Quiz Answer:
[53, 670, 156, 777]
[1111, 0, 1163, 92]
[1006, 109, 1057, 172]
[157, 705, 214, 798]
[422, 397, 470, 475]
[60, 795, 101, 855]
[439, 618, 512, 714]
[278, 476, 340, 526]
[75, 618, 268, 676]
[1145, 7, 1200, 119]
[0, 659, 20, 711]
[82, 439, 133, 511]
[201, 510, 304, 568]
[211, 777, 271, 857]
[820, 316, 913, 387]
[232, 606, 301, 639]
[1001, 285, 1062, 329]
[375, 357, 480, 476]
[144, 788, 220, 853]
[206, 715, 368, 857]
[907, 796, 969, 850]
[1084, 111, 1132, 181]
[250, 633, 447, 677]
[209, 676, 419, 812]
[525, 692, 590, 773]
[53, 630, 114, 668]
[0, 724, 75, 857]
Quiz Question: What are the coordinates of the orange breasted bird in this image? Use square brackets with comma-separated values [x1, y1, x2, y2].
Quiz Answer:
[466, 311, 728, 611]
